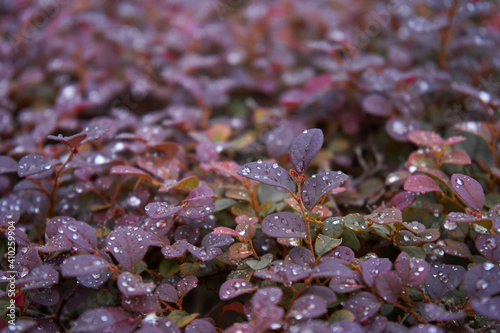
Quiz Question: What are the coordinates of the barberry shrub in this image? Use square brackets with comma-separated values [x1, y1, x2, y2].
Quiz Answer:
[1, 0, 500, 332]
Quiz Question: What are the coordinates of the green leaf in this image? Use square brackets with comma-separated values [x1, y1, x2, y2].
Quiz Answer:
[180, 262, 200, 276]
[214, 198, 236, 212]
[322, 217, 345, 238]
[159, 259, 180, 277]
[401, 246, 426, 259]
[245, 253, 273, 270]
[315, 234, 342, 256]
[133, 261, 148, 275]
[328, 309, 356, 323]
[370, 223, 392, 238]
[167, 310, 198, 328]
[341, 229, 360, 252]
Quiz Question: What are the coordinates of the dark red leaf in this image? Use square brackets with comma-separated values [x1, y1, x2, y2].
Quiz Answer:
[155, 283, 179, 303]
[390, 191, 416, 210]
[404, 175, 442, 193]
[262, 212, 307, 239]
[219, 279, 255, 300]
[301, 171, 349, 210]
[47, 132, 87, 149]
[289, 128, 324, 173]
[343, 292, 381, 324]
[237, 161, 296, 194]
[375, 272, 402, 303]
[440, 150, 471, 165]
[451, 174, 485, 211]
[177, 276, 198, 298]
[286, 294, 327, 320]
[178, 197, 214, 219]
[407, 130, 443, 150]
[365, 208, 402, 225]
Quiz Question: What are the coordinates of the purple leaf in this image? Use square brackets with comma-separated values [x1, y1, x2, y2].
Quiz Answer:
[302, 172, 348, 211]
[253, 261, 304, 284]
[45, 216, 76, 238]
[201, 232, 234, 248]
[404, 175, 441, 193]
[261, 212, 307, 239]
[81, 119, 112, 143]
[286, 294, 327, 320]
[47, 132, 87, 149]
[123, 294, 161, 312]
[77, 269, 112, 289]
[185, 186, 213, 201]
[185, 319, 216, 333]
[155, 283, 179, 303]
[329, 321, 364, 333]
[162, 240, 188, 258]
[178, 197, 214, 219]
[17, 265, 59, 290]
[413, 302, 466, 322]
[237, 161, 296, 194]
[385, 118, 419, 142]
[394, 252, 429, 287]
[72, 308, 134, 333]
[407, 130, 443, 150]
[289, 321, 330, 333]
[300, 286, 337, 304]
[463, 263, 500, 299]
[288, 247, 314, 267]
[312, 258, 354, 279]
[375, 272, 402, 303]
[61, 255, 109, 277]
[110, 165, 152, 181]
[118, 272, 156, 296]
[289, 128, 324, 173]
[362, 94, 393, 117]
[475, 234, 500, 262]
[390, 191, 416, 210]
[187, 244, 222, 261]
[471, 297, 500, 321]
[15, 247, 42, 278]
[425, 264, 466, 300]
[437, 239, 472, 258]
[361, 258, 392, 287]
[0, 156, 18, 174]
[407, 325, 443, 333]
[62, 221, 97, 252]
[17, 154, 56, 177]
[251, 287, 283, 309]
[365, 208, 402, 225]
[145, 202, 182, 219]
[37, 234, 72, 253]
[225, 323, 256, 333]
[343, 292, 381, 324]
[451, 173, 485, 211]
[219, 279, 255, 300]
[455, 121, 492, 143]
[177, 276, 198, 298]
[27, 289, 60, 306]
[446, 212, 486, 223]
[320, 246, 355, 264]
[107, 226, 151, 271]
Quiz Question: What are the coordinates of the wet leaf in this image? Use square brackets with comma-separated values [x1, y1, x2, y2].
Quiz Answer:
[456, 121, 492, 143]
[187, 244, 222, 262]
[145, 202, 182, 219]
[47, 132, 88, 149]
[315, 234, 342, 256]
[390, 191, 416, 210]
[290, 128, 324, 173]
[185, 319, 216, 333]
[155, 283, 179, 303]
[219, 279, 255, 300]
[286, 294, 327, 320]
[162, 240, 188, 258]
[361, 258, 392, 287]
[440, 150, 471, 165]
[394, 252, 429, 287]
[375, 272, 402, 303]
[320, 246, 355, 264]
[329, 271, 364, 293]
[107, 226, 152, 271]
[178, 197, 214, 219]
[301, 171, 349, 210]
[425, 264, 466, 300]
[475, 234, 500, 262]
[77, 269, 112, 289]
[177, 276, 198, 298]
[17, 265, 59, 290]
[451, 173, 484, 211]
[365, 208, 402, 225]
[27, 288, 60, 306]
[238, 161, 297, 194]
[404, 175, 442, 193]
[343, 292, 381, 324]
[413, 302, 466, 322]
[118, 272, 156, 296]
[463, 262, 500, 299]
[72, 308, 134, 333]
[261, 212, 307, 239]
[61, 255, 109, 277]
[110, 165, 153, 182]
[61, 221, 97, 252]
[407, 130, 443, 150]
[123, 294, 161, 312]
[300, 286, 337, 304]
[201, 232, 234, 248]
[289, 247, 314, 267]
[312, 259, 353, 279]
[17, 154, 56, 177]
[437, 239, 472, 258]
